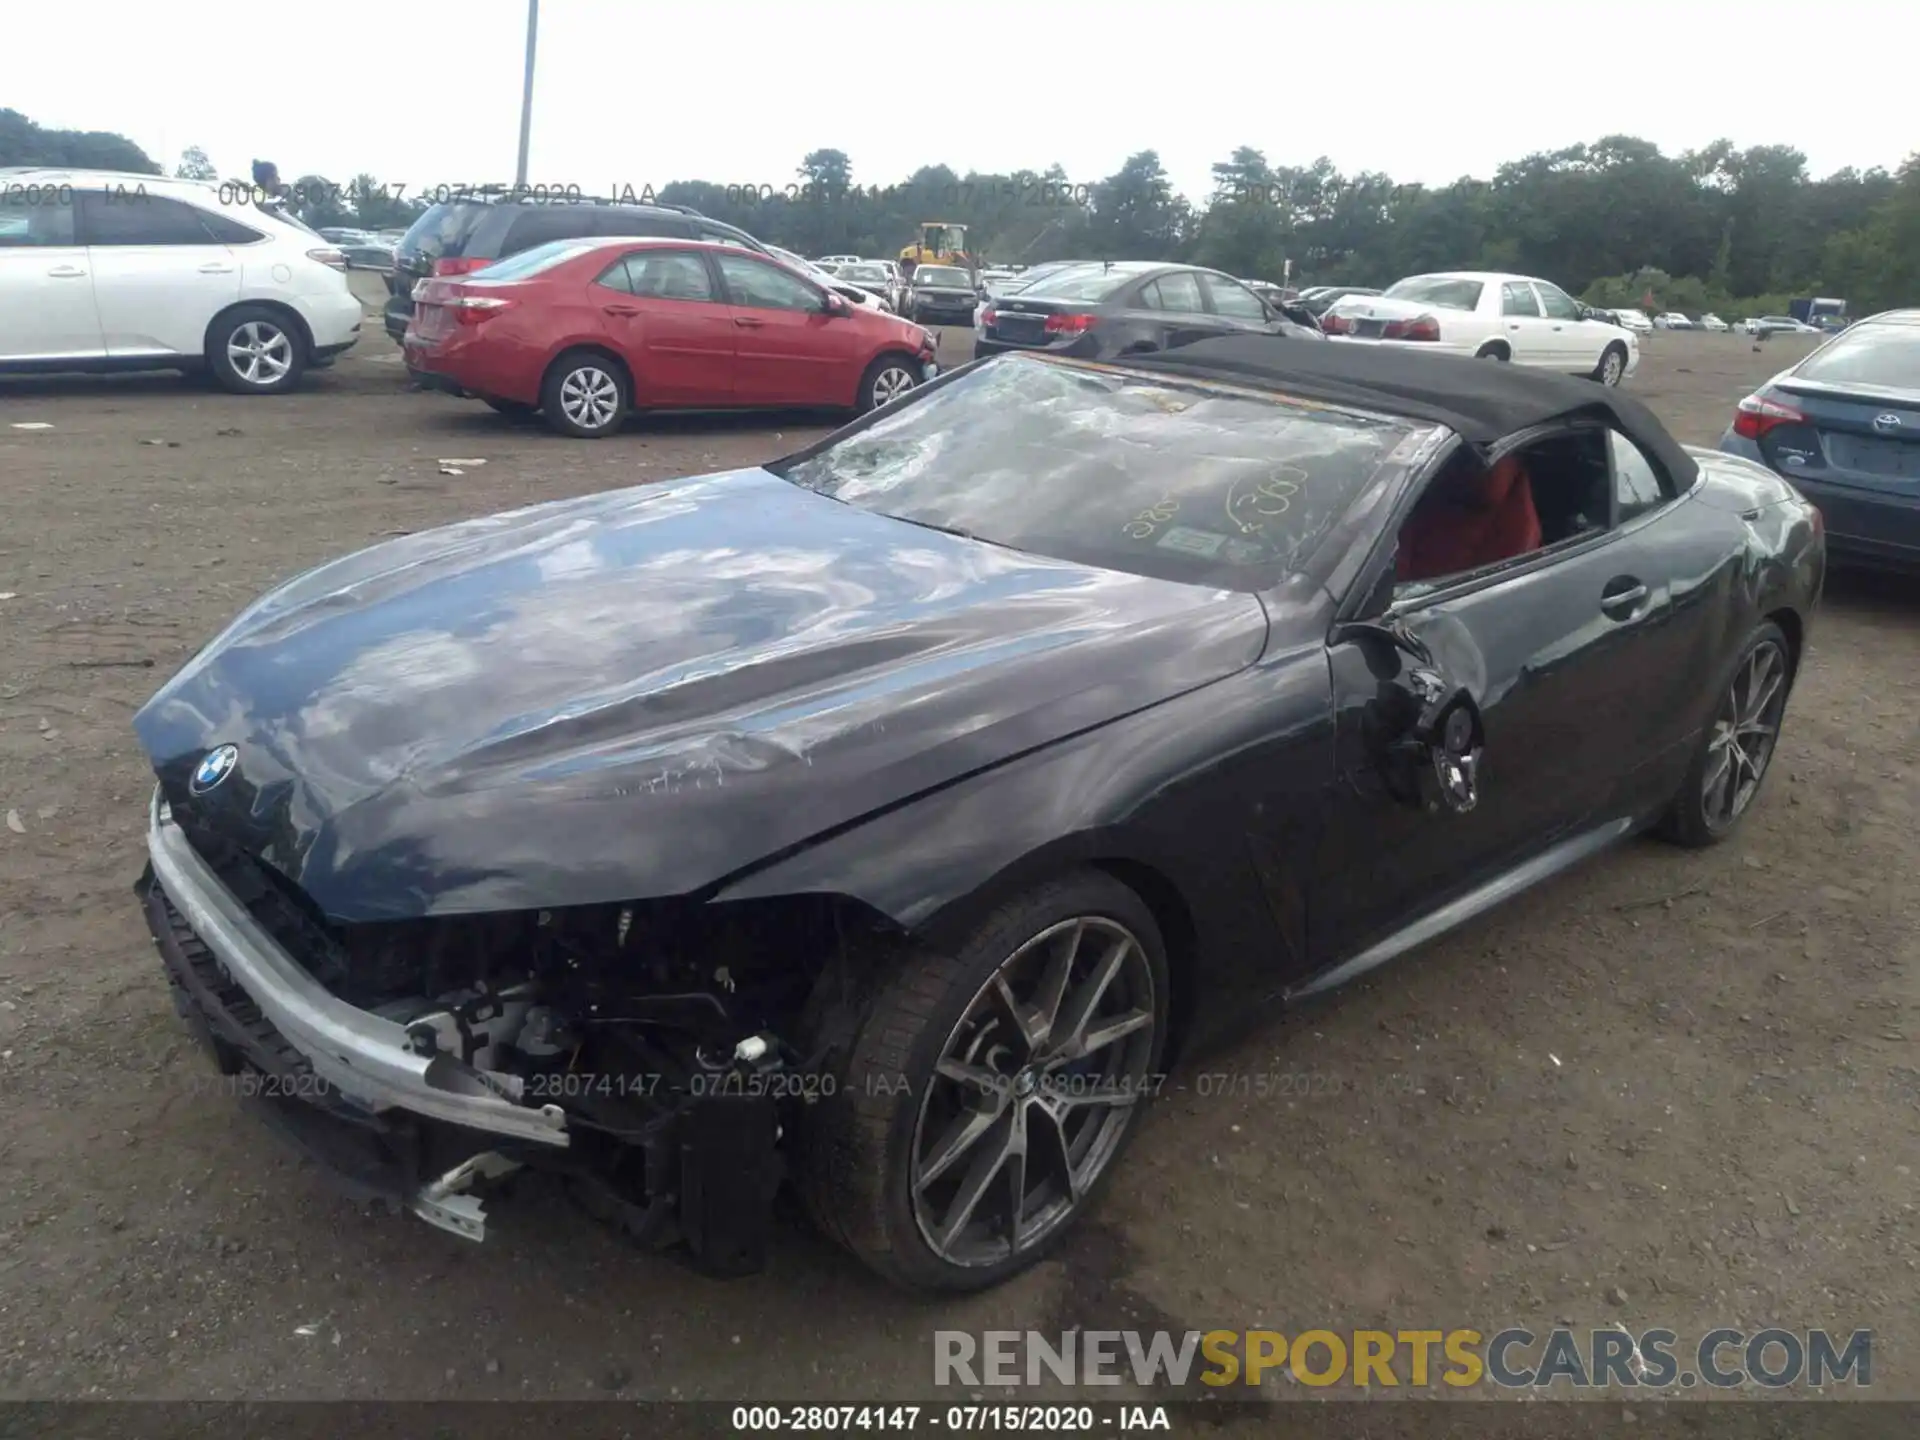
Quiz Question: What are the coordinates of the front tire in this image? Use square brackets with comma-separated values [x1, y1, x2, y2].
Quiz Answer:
[857, 353, 922, 414]
[540, 351, 629, 438]
[796, 870, 1170, 1292]
[1658, 621, 1793, 848]
[1593, 342, 1628, 387]
[206, 305, 307, 395]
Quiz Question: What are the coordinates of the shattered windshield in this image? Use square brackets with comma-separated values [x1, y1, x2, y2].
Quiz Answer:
[775, 354, 1428, 590]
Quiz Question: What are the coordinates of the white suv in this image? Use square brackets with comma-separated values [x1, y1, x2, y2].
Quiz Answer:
[0, 169, 362, 393]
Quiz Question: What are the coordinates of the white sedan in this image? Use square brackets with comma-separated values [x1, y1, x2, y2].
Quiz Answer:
[1323, 271, 1640, 386]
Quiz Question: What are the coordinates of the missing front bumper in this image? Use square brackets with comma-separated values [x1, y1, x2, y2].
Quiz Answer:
[137, 795, 786, 1271]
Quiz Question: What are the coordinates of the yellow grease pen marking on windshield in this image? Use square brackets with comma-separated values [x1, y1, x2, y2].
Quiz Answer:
[1123, 498, 1181, 541]
[1226, 469, 1306, 535]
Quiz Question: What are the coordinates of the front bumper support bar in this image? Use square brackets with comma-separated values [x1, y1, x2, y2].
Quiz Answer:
[145, 790, 569, 1148]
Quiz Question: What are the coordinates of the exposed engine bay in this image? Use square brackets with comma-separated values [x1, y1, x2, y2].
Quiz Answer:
[149, 815, 884, 1277]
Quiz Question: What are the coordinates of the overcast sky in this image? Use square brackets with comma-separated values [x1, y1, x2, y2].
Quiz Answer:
[10, 0, 1909, 201]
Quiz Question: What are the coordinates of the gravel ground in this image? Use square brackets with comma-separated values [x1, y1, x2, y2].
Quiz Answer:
[0, 301, 1914, 1409]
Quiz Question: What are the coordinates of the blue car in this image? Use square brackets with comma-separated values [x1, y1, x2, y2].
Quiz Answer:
[1718, 309, 1920, 572]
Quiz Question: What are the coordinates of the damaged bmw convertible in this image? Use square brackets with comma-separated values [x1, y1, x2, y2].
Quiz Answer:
[135, 338, 1823, 1291]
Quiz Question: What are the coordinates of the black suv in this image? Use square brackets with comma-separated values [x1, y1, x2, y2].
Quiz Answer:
[383, 195, 771, 343]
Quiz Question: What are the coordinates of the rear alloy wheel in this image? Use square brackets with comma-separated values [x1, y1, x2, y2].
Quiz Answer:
[541, 353, 629, 438]
[1593, 343, 1628, 387]
[859, 354, 921, 414]
[208, 306, 306, 395]
[1475, 343, 1510, 362]
[797, 871, 1169, 1291]
[1660, 622, 1792, 847]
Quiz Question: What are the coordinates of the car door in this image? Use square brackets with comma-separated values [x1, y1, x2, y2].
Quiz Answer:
[1534, 280, 1592, 370]
[1199, 272, 1282, 336]
[1311, 437, 1683, 960]
[1132, 271, 1223, 349]
[712, 252, 859, 406]
[1497, 280, 1550, 364]
[0, 188, 103, 361]
[592, 249, 737, 405]
[80, 191, 242, 357]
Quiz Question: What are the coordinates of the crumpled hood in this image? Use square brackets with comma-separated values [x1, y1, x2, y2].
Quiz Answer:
[135, 468, 1267, 922]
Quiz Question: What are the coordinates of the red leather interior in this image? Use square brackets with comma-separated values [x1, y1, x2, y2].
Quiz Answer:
[1396, 455, 1543, 584]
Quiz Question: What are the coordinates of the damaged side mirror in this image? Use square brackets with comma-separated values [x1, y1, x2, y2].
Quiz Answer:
[1337, 606, 1485, 816]
[1386, 670, 1483, 814]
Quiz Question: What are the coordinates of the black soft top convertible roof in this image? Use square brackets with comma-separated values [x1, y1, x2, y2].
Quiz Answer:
[1125, 335, 1698, 490]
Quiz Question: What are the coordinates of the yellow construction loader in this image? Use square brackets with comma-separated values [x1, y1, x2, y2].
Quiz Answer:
[898, 222, 974, 278]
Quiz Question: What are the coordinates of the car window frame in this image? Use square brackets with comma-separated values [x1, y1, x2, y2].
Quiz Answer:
[1605, 426, 1678, 523]
[198, 208, 266, 245]
[1337, 420, 1654, 622]
[1500, 281, 1542, 318]
[714, 250, 827, 312]
[0, 188, 79, 247]
[1535, 282, 1583, 322]
[1140, 271, 1206, 314]
[76, 189, 235, 247]
[607, 246, 722, 303]
[1199, 271, 1271, 322]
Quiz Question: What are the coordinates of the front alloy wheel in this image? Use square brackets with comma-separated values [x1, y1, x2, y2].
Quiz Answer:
[859, 355, 921, 413]
[1595, 344, 1628, 387]
[797, 871, 1169, 1291]
[911, 916, 1159, 1268]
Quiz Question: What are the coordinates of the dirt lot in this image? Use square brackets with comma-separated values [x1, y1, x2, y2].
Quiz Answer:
[0, 304, 1915, 1409]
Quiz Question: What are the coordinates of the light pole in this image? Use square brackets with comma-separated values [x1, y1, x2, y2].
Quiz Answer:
[513, 0, 539, 190]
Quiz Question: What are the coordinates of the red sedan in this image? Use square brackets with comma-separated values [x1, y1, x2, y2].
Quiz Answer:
[405, 238, 941, 438]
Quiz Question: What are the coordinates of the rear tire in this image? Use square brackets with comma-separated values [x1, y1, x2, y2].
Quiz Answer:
[1474, 342, 1510, 362]
[206, 305, 308, 395]
[1593, 342, 1628, 387]
[795, 869, 1170, 1292]
[1658, 621, 1793, 848]
[540, 351, 629, 439]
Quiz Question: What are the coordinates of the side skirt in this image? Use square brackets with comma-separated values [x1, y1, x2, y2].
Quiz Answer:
[1281, 816, 1638, 1003]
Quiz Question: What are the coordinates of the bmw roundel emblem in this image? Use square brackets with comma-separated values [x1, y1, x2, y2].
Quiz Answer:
[190, 744, 239, 794]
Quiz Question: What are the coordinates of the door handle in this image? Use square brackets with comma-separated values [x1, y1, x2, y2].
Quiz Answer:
[1600, 579, 1648, 618]
[46, 265, 86, 278]
[197, 263, 234, 275]
[734, 316, 764, 328]
[603, 304, 640, 316]
[1508, 322, 1522, 330]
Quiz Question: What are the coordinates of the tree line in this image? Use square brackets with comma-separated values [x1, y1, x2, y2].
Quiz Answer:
[5, 109, 1915, 317]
